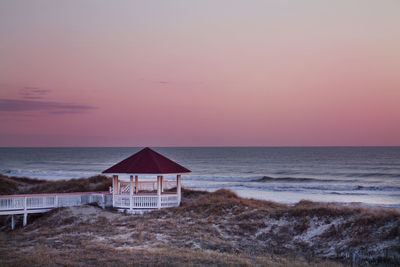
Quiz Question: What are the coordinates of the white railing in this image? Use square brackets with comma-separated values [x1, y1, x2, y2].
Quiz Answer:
[133, 195, 159, 208]
[0, 197, 25, 210]
[58, 195, 84, 207]
[1, 191, 179, 214]
[113, 194, 179, 209]
[88, 194, 106, 207]
[1, 190, 180, 230]
[26, 196, 56, 209]
[0, 192, 109, 214]
[114, 195, 159, 209]
[119, 181, 176, 194]
[161, 195, 179, 208]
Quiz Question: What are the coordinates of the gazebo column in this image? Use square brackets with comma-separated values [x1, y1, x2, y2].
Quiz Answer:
[177, 174, 181, 205]
[117, 177, 120, 194]
[135, 175, 139, 194]
[129, 175, 133, 210]
[157, 175, 161, 209]
[112, 175, 118, 207]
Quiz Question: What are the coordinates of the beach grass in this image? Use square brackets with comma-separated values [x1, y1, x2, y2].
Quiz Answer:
[0, 174, 111, 195]
[0, 175, 399, 266]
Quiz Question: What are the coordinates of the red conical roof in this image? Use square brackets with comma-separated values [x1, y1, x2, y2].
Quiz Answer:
[102, 147, 191, 174]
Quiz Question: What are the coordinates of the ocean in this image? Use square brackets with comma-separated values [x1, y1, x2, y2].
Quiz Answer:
[0, 147, 399, 208]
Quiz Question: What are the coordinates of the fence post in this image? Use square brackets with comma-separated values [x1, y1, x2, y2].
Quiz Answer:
[11, 215, 15, 230]
[23, 197, 28, 227]
[130, 175, 133, 211]
[135, 175, 139, 194]
[177, 174, 181, 205]
[112, 175, 116, 207]
[157, 176, 161, 209]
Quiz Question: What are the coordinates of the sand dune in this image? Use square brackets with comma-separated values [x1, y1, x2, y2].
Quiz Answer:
[1, 178, 399, 266]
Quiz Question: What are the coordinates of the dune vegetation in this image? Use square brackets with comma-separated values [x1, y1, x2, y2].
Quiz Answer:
[0, 175, 399, 266]
[0, 174, 111, 195]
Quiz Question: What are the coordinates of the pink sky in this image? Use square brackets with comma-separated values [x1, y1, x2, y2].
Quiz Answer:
[0, 1, 399, 146]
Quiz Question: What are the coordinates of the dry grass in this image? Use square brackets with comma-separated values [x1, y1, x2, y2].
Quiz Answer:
[1, 176, 399, 266]
[0, 174, 112, 231]
[0, 174, 111, 195]
[0, 245, 344, 267]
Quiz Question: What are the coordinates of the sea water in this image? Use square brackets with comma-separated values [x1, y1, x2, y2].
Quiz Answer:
[0, 147, 399, 208]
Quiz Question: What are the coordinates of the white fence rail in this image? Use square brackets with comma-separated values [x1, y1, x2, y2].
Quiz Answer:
[119, 180, 176, 194]
[161, 195, 180, 208]
[0, 193, 109, 215]
[1, 192, 179, 214]
[113, 194, 179, 209]
[1, 190, 180, 230]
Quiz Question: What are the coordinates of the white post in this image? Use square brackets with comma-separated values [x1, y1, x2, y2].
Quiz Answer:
[23, 213, 27, 227]
[157, 176, 161, 209]
[112, 175, 118, 207]
[177, 174, 182, 205]
[161, 175, 164, 193]
[11, 215, 15, 230]
[112, 175, 115, 207]
[55, 195, 58, 208]
[135, 175, 139, 194]
[130, 175, 133, 210]
[117, 176, 120, 195]
[23, 197, 28, 227]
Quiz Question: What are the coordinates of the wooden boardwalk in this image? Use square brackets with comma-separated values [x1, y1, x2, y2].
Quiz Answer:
[0, 186, 179, 229]
[0, 192, 110, 229]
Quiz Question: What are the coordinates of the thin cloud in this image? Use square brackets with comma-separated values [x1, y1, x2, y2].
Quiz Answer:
[0, 99, 97, 114]
[155, 80, 204, 86]
[20, 86, 51, 99]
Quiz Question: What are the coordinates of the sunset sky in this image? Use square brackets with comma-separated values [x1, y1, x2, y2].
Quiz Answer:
[0, 0, 399, 146]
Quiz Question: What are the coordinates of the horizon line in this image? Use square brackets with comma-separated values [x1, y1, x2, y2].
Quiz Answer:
[1, 145, 399, 148]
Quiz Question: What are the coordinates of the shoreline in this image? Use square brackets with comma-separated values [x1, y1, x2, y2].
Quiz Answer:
[1, 146, 399, 210]
[1, 173, 399, 210]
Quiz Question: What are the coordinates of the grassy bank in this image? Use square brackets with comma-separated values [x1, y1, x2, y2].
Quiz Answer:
[0, 175, 399, 266]
[0, 174, 111, 195]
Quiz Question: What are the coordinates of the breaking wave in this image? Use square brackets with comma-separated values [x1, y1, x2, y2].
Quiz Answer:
[354, 185, 400, 191]
[252, 176, 357, 183]
[345, 172, 400, 178]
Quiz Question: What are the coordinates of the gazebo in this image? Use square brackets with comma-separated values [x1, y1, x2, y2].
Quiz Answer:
[102, 147, 191, 212]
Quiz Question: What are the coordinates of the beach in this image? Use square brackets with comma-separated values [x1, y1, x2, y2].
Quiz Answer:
[1, 175, 399, 266]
